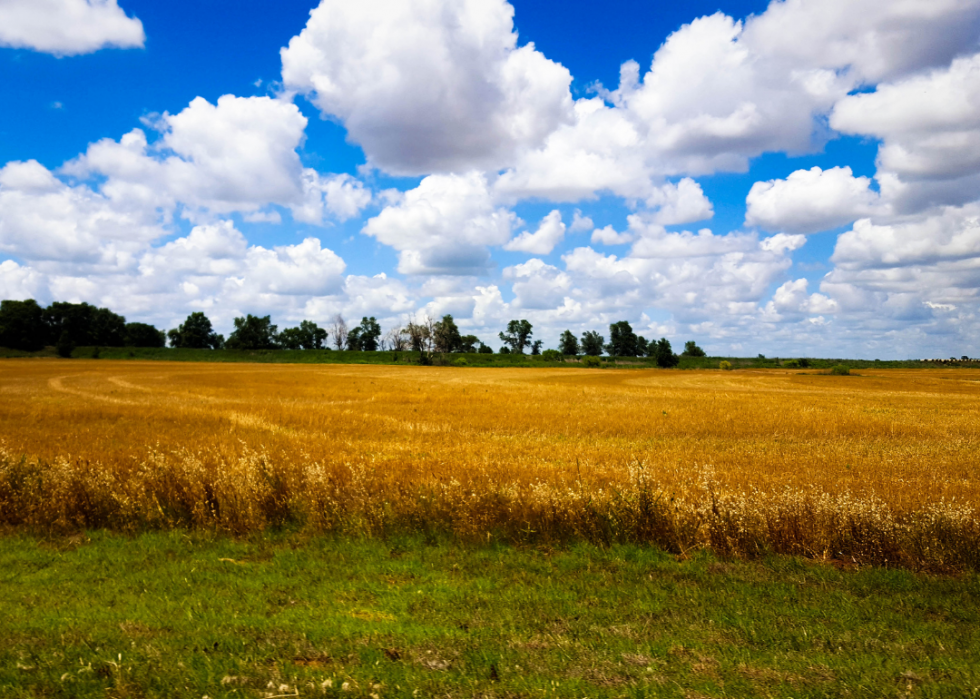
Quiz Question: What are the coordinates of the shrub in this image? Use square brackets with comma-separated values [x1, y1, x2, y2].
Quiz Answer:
[831, 365, 851, 376]
[783, 359, 800, 368]
[581, 356, 601, 368]
[541, 349, 562, 362]
[719, 360, 733, 371]
[452, 357, 468, 367]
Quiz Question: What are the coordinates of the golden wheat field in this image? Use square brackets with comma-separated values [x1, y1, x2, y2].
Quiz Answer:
[1, 360, 979, 569]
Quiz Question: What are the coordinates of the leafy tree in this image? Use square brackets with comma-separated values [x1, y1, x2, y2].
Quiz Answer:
[433, 314, 462, 353]
[56, 330, 75, 358]
[499, 319, 533, 354]
[91, 307, 126, 346]
[654, 338, 679, 368]
[637, 336, 649, 356]
[478, 343, 493, 354]
[278, 327, 305, 350]
[124, 322, 165, 348]
[296, 320, 327, 349]
[531, 340, 542, 355]
[682, 340, 706, 357]
[356, 316, 382, 351]
[346, 327, 363, 351]
[606, 320, 639, 357]
[541, 349, 562, 362]
[580, 330, 604, 357]
[0, 299, 45, 351]
[226, 314, 278, 350]
[169, 312, 223, 349]
[459, 334, 479, 353]
[558, 330, 579, 356]
[42, 302, 125, 348]
[499, 346, 511, 354]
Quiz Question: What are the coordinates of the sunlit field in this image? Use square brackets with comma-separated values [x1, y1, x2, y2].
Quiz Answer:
[1, 360, 978, 569]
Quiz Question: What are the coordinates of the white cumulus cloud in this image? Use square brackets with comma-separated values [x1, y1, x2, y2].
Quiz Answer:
[746, 166, 883, 233]
[504, 210, 566, 255]
[0, 0, 144, 56]
[281, 0, 573, 175]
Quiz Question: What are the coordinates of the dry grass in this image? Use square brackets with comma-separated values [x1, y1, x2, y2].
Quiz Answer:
[1, 360, 978, 569]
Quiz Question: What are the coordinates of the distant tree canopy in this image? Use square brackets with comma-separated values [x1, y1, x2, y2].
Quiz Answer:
[0, 298, 162, 351]
[346, 316, 381, 351]
[0, 299, 45, 351]
[654, 338, 680, 368]
[606, 321, 640, 357]
[168, 312, 224, 349]
[558, 330, 579, 356]
[580, 330, 604, 357]
[433, 314, 462, 353]
[499, 319, 533, 354]
[124, 322, 166, 348]
[682, 340, 706, 357]
[279, 320, 328, 350]
[225, 314, 277, 350]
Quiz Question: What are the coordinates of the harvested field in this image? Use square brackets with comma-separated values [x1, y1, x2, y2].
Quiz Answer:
[1, 360, 978, 569]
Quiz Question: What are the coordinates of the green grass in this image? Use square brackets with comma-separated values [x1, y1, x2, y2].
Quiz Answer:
[0, 344, 962, 370]
[2, 532, 978, 698]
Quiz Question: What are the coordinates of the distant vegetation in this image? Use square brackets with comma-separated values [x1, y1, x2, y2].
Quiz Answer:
[2, 298, 975, 368]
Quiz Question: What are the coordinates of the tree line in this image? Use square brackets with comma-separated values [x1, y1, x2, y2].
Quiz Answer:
[1, 299, 706, 364]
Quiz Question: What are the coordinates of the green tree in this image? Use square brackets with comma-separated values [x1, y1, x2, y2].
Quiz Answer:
[354, 317, 381, 351]
[278, 327, 305, 350]
[580, 330, 604, 356]
[637, 336, 649, 356]
[56, 330, 75, 358]
[168, 312, 223, 349]
[478, 343, 493, 354]
[433, 314, 462, 353]
[0, 299, 46, 351]
[541, 349, 562, 362]
[226, 314, 278, 350]
[42, 301, 125, 347]
[459, 334, 479, 353]
[298, 320, 328, 349]
[682, 340, 706, 357]
[606, 320, 639, 357]
[531, 340, 542, 355]
[124, 322, 165, 348]
[499, 319, 533, 354]
[558, 330, 579, 356]
[655, 338, 679, 368]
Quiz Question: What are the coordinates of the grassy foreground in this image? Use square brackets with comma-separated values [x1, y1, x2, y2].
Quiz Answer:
[2, 532, 978, 699]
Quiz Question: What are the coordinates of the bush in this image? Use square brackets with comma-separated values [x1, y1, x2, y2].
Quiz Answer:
[452, 357, 468, 367]
[783, 359, 800, 368]
[581, 356, 601, 368]
[831, 365, 851, 376]
[541, 349, 562, 362]
[798, 358, 810, 368]
[719, 360, 733, 371]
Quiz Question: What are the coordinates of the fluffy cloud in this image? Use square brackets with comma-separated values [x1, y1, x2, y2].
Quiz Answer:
[281, 0, 573, 175]
[741, 0, 980, 84]
[63, 95, 337, 221]
[504, 258, 572, 309]
[0, 260, 44, 300]
[504, 210, 565, 255]
[746, 166, 883, 233]
[0, 159, 163, 266]
[0, 0, 144, 56]
[362, 172, 516, 275]
[832, 54, 980, 213]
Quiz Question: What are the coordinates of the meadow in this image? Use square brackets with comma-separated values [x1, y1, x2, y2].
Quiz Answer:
[1, 360, 978, 570]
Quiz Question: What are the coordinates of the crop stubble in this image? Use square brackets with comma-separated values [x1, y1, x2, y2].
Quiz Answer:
[1, 360, 978, 569]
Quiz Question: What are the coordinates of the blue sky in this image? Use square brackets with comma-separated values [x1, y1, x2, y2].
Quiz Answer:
[1, 0, 979, 358]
